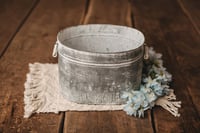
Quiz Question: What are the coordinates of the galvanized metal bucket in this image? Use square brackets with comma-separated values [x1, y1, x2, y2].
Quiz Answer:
[53, 24, 146, 104]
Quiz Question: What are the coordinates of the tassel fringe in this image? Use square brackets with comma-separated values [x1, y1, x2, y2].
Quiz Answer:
[24, 63, 59, 118]
[155, 89, 181, 117]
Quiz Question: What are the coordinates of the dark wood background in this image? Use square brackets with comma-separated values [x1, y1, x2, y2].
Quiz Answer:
[0, 0, 199, 132]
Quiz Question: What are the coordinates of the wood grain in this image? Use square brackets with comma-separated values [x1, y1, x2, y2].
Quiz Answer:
[131, 0, 200, 132]
[0, 0, 199, 132]
[65, 111, 152, 133]
[63, 0, 154, 133]
[83, 0, 133, 26]
[0, 0, 38, 57]
[0, 0, 86, 132]
[177, 0, 200, 35]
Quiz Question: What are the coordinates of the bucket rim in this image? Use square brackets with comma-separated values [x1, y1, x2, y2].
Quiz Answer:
[57, 24, 145, 56]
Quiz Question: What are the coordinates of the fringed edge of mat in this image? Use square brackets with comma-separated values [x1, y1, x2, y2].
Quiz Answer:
[24, 63, 59, 118]
[155, 89, 181, 117]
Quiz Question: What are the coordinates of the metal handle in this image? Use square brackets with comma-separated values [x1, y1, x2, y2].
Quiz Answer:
[52, 42, 58, 57]
[144, 43, 149, 60]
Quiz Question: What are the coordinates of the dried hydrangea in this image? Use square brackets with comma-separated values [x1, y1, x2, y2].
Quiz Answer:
[121, 47, 177, 117]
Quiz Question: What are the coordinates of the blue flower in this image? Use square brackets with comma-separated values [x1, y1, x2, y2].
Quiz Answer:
[121, 91, 133, 101]
[151, 83, 164, 96]
[121, 47, 172, 118]
[124, 103, 135, 115]
[140, 86, 157, 103]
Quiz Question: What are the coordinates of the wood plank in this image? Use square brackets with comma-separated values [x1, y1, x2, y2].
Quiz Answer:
[177, 0, 200, 35]
[83, 0, 132, 26]
[0, 0, 86, 132]
[64, 0, 154, 133]
[131, 0, 200, 132]
[176, 1, 200, 108]
[65, 111, 152, 133]
[0, 0, 38, 57]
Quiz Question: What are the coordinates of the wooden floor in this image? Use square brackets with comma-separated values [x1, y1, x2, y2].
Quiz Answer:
[0, 0, 200, 132]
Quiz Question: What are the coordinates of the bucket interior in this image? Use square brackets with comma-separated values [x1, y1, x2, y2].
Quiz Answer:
[58, 25, 144, 53]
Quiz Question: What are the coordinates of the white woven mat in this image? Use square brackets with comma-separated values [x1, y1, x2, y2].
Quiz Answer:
[24, 63, 124, 118]
[24, 63, 181, 118]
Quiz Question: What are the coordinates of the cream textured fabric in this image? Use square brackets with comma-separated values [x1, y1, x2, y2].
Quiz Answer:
[24, 63, 181, 118]
[24, 63, 124, 118]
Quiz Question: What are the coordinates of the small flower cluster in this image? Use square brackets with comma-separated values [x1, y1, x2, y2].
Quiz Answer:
[121, 47, 172, 117]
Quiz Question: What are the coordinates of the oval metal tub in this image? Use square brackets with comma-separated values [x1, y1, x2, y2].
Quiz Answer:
[54, 24, 145, 104]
